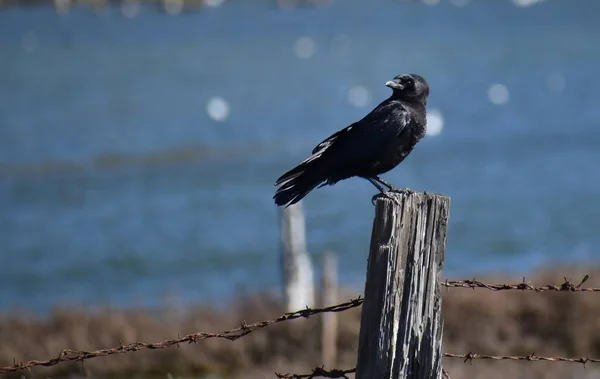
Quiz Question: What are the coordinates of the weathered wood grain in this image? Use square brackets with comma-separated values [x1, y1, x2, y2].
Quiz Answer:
[356, 191, 450, 379]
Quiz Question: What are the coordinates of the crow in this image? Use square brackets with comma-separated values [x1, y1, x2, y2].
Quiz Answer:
[274, 73, 429, 207]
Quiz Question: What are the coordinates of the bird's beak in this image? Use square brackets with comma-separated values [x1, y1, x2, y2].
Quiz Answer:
[385, 80, 404, 90]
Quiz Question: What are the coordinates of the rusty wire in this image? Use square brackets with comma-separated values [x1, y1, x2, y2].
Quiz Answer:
[276, 366, 356, 379]
[1, 275, 598, 374]
[0, 298, 363, 374]
[279, 352, 600, 379]
[442, 275, 598, 292]
[276, 367, 453, 379]
[444, 352, 600, 365]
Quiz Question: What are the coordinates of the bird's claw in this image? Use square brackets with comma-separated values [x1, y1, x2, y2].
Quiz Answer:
[372, 192, 393, 205]
[389, 187, 414, 196]
[371, 188, 415, 205]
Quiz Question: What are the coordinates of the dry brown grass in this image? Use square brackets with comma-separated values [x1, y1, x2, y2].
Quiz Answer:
[2, 266, 600, 379]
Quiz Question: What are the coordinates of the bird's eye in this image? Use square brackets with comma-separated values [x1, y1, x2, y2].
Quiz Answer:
[404, 77, 415, 87]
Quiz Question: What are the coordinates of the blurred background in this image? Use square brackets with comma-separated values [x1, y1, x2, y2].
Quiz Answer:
[1, 0, 600, 378]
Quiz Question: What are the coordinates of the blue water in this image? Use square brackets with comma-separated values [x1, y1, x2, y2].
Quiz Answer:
[1, 0, 599, 313]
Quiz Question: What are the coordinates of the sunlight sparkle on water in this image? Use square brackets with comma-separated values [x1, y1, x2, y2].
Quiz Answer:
[347, 86, 371, 108]
[512, 0, 547, 7]
[426, 109, 444, 137]
[488, 84, 509, 105]
[163, 0, 183, 15]
[205, 0, 225, 7]
[207, 97, 230, 122]
[294, 37, 316, 59]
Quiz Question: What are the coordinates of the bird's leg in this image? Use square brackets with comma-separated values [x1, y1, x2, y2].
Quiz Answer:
[374, 176, 413, 195]
[367, 177, 399, 205]
[366, 177, 386, 193]
[366, 178, 389, 205]
[373, 176, 398, 191]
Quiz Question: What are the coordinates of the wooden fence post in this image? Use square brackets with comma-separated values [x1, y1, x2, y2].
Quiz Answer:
[279, 200, 315, 312]
[356, 191, 450, 379]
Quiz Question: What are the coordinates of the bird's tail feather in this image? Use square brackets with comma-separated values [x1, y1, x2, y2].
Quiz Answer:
[274, 161, 325, 207]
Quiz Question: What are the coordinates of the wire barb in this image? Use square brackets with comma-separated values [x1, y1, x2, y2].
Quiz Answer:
[276, 366, 356, 379]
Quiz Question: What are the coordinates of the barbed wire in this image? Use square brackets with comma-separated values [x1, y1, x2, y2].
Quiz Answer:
[1, 275, 598, 374]
[442, 275, 599, 292]
[276, 366, 356, 379]
[444, 352, 600, 365]
[278, 352, 600, 379]
[0, 298, 363, 374]
[275, 367, 452, 379]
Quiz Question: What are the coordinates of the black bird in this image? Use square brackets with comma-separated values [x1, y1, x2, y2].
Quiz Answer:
[274, 73, 430, 207]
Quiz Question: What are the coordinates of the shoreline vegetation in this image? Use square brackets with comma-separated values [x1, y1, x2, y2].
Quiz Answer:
[2, 265, 600, 378]
[0, 0, 334, 14]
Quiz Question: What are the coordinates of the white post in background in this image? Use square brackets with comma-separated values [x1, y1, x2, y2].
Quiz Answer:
[320, 252, 338, 368]
[280, 201, 315, 312]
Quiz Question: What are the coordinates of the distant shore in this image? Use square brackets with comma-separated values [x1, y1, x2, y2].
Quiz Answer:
[0, 0, 216, 16]
[0, 0, 333, 14]
[2, 265, 599, 379]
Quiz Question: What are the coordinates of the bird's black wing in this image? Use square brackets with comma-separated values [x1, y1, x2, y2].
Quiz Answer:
[310, 101, 411, 172]
[274, 121, 361, 187]
[311, 124, 354, 155]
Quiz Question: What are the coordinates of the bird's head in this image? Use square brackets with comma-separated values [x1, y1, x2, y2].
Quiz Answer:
[385, 74, 429, 102]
